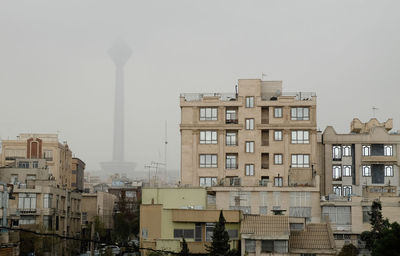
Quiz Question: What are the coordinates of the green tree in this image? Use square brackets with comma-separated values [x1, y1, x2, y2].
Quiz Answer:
[360, 200, 390, 250]
[337, 243, 359, 256]
[206, 211, 230, 256]
[180, 238, 189, 256]
[371, 222, 400, 256]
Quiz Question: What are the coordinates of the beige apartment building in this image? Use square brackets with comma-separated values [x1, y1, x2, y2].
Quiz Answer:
[71, 157, 85, 191]
[180, 79, 322, 222]
[1, 134, 73, 189]
[180, 79, 318, 188]
[320, 118, 400, 250]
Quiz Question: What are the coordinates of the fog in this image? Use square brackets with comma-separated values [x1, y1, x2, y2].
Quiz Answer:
[1, 0, 399, 173]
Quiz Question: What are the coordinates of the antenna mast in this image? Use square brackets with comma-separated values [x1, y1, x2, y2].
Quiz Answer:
[164, 120, 168, 173]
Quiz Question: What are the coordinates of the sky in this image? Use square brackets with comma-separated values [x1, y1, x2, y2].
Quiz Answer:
[0, 0, 399, 173]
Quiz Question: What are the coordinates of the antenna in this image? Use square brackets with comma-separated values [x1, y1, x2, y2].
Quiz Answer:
[164, 120, 168, 174]
[372, 106, 378, 118]
[261, 73, 268, 80]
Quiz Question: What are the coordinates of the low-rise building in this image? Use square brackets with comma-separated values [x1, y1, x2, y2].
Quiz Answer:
[320, 118, 400, 250]
[140, 188, 240, 255]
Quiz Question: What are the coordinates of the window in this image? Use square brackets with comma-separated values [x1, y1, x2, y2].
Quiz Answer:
[174, 229, 194, 239]
[245, 164, 254, 176]
[18, 161, 29, 168]
[245, 141, 254, 153]
[226, 132, 237, 146]
[226, 109, 237, 123]
[274, 154, 283, 165]
[291, 107, 309, 120]
[343, 146, 352, 156]
[43, 194, 52, 208]
[245, 119, 254, 130]
[26, 175, 36, 181]
[43, 150, 53, 161]
[322, 206, 351, 225]
[227, 229, 238, 240]
[291, 130, 309, 144]
[333, 185, 342, 196]
[290, 223, 304, 231]
[206, 223, 215, 242]
[18, 193, 37, 209]
[261, 240, 288, 253]
[274, 130, 283, 141]
[200, 131, 217, 144]
[362, 206, 371, 223]
[32, 161, 39, 168]
[362, 145, 371, 156]
[43, 216, 52, 230]
[200, 177, 217, 187]
[385, 165, 393, 177]
[343, 166, 352, 177]
[200, 107, 217, 121]
[332, 145, 342, 160]
[289, 192, 311, 220]
[384, 145, 393, 156]
[82, 212, 88, 223]
[259, 206, 268, 215]
[274, 177, 283, 187]
[245, 96, 254, 108]
[343, 186, 352, 197]
[20, 216, 35, 225]
[226, 155, 237, 169]
[291, 154, 310, 168]
[199, 154, 217, 168]
[362, 165, 371, 176]
[11, 175, 18, 184]
[332, 166, 342, 180]
[245, 239, 256, 253]
[274, 107, 282, 118]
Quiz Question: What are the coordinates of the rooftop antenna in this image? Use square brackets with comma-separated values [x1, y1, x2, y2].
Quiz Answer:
[261, 73, 268, 80]
[164, 120, 168, 174]
[372, 106, 378, 118]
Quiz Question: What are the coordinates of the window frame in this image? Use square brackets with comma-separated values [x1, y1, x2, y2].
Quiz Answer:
[332, 165, 342, 180]
[384, 145, 393, 156]
[245, 164, 255, 176]
[200, 177, 217, 187]
[199, 131, 218, 144]
[274, 107, 283, 118]
[291, 107, 310, 121]
[291, 154, 310, 168]
[226, 154, 238, 169]
[343, 145, 352, 156]
[291, 130, 309, 144]
[226, 132, 237, 146]
[274, 154, 283, 165]
[199, 107, 218, 121]
[384, 165, 393, 177]
[245, 141, 254, 153]
[362, 165, 371, 177]
[274, 177, 283, 187]
[343, 165, 352, 177]
[245, 118, 255, 130]
[332, 145, 342, 160]
[362, 145, 371, 156]
[274, 130, 283, 141]
[199, 154, 218, 168]
[245, 96, 255, 108]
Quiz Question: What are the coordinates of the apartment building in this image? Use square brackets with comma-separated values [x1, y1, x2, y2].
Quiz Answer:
[180, 79, 321, 222]
[71, 157, 85, 191]
[140, 188, 240, 255]
[320, 118, 400, 249]
[180, 79, 318, 187]
[1, 134, 73, 189]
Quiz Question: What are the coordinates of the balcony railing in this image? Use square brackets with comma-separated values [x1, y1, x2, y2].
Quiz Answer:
[181, 93, 237, 101]
[261, 164, 269, 169]
[226, 119, 238, 124]
[261, 92, 316, 101]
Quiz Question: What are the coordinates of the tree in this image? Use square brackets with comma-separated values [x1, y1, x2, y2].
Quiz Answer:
[360, 200, 390, 250]
[206, 211, 230, 256]
[371, 222, 400, 256]
[180, 238, 189, 256]
[337, 243, 359, 256]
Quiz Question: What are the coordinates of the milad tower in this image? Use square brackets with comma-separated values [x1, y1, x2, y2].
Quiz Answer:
[101, 41, 136, 174]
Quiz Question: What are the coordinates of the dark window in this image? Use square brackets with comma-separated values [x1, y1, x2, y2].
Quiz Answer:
[261, 240, 274, 252]
[227, 229, 238, 239]
[371, 164, 384, 184]
[195, 223, 202, 241]
[371, 144, 384, 156]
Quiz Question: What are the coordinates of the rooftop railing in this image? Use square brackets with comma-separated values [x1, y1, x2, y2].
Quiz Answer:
[180, 93, 237, 102]
[261, 92, 316, 101]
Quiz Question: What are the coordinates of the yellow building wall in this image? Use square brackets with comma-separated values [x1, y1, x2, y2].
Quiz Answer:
[142, 188, 207, 209]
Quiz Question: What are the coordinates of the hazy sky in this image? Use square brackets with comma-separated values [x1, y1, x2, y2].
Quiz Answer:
[1, 0, 399, 173]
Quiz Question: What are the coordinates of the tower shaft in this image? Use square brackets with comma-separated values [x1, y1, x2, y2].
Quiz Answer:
[113, 65, 124, 161]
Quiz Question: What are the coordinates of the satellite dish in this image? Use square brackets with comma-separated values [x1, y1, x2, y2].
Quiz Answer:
[274, 89, 281, 96]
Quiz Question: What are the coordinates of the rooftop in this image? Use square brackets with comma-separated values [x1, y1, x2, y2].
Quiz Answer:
[290, 223, 335, 252]
[240, 215, 290, 239]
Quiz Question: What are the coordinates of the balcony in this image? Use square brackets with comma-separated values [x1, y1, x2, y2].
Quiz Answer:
[261, 92, 316, 101]
[185, 242, 211, 254]
[18, 208, 37, 214]
[362, 155, 397, 163]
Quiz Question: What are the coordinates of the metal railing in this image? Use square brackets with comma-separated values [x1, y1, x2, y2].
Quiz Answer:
[180, 93, 237, 101]
[261, 92, 316, 101]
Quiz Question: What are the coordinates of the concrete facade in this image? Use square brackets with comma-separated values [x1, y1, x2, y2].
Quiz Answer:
[1, 134, 73, 189]
[180, 79, 318, 188]
[81, 191, 116, 229]
[320, 118, 400, 250]
[140, 188, 240, 255]
[71, 158, 85, 191]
